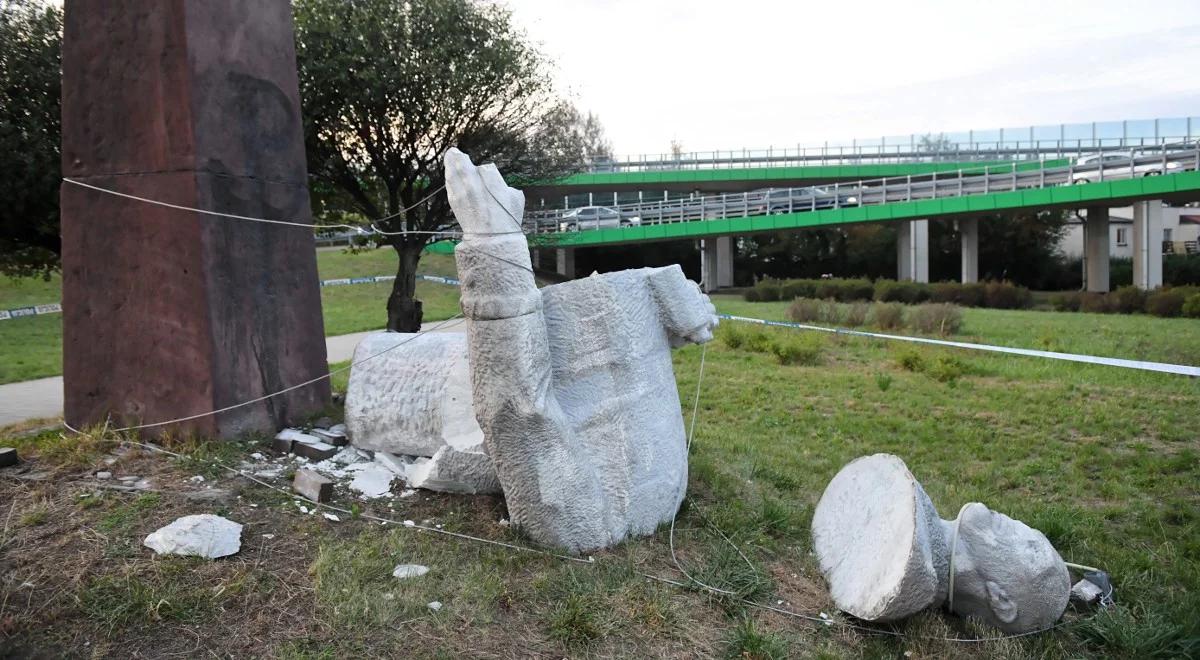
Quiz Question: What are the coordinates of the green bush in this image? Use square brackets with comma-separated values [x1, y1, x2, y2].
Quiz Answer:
[753, 279, 783, 302]
[769, 334, 823, 366]
[742, 287, 762, 302]
[1183, 293, 1200, 318]
[829, 279, 874, 302]
[1111, 285, 1148, 314]
[1145, 288, 1186, 317]
[874, 279, 927, 304]
[958, 282, 987, 307]
[744, 328, 774, 353]
[817, 300, 842, 324]
[983, 281, 1032, 309]
[896, 349, 925, 371]
[843, 302, 869, 327]
[927, 354, 967, 383]
[717, 323, 746, 349]
[870, 302, 906, 330]
[909, 303, 963, 336]
[1079, 292, 1111, 314]
[780, 279, 816, 301]
[787, 298, 823, 323]
[928, 282, 960, 304]
[1164, 253, 1200, 286]
[1051, 291, 1082, 312]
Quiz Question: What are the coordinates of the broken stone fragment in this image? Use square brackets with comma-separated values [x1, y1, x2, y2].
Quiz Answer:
[143, 514, 242, 559]
[292, 439, 338, 462]
[0, 447, 18, 468]
[1070, 578, 1104, 607]
[348, 463, 394, 498]
[812, 453, 1070, 634]
[392, 564, 430, 579]
[293, 468, 334, 503]
[311, 428, 348, 446]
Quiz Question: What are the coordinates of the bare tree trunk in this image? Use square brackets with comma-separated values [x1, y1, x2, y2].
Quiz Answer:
[386, 242, 424, 332]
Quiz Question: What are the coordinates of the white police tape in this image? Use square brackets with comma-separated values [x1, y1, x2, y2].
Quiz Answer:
[719, 314, 1200, 377]
[0, 275, 463, 321]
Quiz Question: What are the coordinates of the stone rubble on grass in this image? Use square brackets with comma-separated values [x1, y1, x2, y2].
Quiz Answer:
[812, 453, 1071, 634]
[392, 564, 430, 579]
[1071, 578, 1104, 606]
[293, 468, 334, 503]
[427, 601, 442, 611]
[143, 514, 242, 559]
[95, 471, 112, 480]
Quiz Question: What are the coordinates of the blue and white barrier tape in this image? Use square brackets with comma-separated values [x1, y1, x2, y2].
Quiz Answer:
[0, 274, 462, 321]
[718, 314, 1200, 377]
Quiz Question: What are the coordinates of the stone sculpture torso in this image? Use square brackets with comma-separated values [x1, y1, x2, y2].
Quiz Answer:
[446, 148, 717, 552]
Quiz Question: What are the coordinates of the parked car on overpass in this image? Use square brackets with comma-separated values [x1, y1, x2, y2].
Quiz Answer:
[1070, 152, 1182, 184]
[558, 206, 642, 232]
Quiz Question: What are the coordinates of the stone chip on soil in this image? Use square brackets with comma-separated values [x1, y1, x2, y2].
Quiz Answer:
[143, 514, 242, 559]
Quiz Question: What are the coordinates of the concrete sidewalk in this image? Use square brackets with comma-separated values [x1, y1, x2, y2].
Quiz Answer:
[0, 321, 465, 428]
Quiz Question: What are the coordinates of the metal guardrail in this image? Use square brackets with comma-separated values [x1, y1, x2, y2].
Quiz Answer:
[590, 117, 1200, 172]
[529, 147, 1200, 232]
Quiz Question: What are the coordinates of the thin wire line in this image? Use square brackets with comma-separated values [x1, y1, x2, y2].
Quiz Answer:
[85, 315, 465, 433]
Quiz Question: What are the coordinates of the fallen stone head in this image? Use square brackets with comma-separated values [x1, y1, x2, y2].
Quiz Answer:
[811, 453, 1070, 633]
[445, 147, 718, 552]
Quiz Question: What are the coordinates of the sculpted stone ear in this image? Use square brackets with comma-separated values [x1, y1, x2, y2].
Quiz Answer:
[985, 580, 1019, 624]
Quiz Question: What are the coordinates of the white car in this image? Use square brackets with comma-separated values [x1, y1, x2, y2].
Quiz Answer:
[558, 206, 641, 231]
[1071, 152, 1180, 184]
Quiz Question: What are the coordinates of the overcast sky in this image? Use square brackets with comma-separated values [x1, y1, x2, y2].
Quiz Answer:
[502, 0, 1200, 156]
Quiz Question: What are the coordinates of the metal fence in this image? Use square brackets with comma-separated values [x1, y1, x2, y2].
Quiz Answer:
[529, 146, 1200, 232]
[590, 116, 1200, 172]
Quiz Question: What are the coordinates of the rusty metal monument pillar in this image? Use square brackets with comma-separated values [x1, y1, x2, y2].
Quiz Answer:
[61, 1, 330, 437]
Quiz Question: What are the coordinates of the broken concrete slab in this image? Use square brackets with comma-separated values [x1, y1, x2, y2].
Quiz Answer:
[348, 463, 394, 499]
[0, 447, 18, 468]
[293, 468, 334, 503]
[292, 439, 338, 462]
[311, 428, 348, 446]
[143, 514, 242, 558]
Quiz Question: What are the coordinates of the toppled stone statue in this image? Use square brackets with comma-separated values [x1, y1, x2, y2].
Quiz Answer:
[445, 148, 718, 553]
[344, 332, 500, 494]
[811, 453, 1070, 633]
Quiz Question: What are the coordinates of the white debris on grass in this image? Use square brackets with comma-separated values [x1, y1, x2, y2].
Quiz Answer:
[348, 463, 395, 499]
[250, 452, 265, 461]
[400, 489, 417, 498]
[392, 564, 430, 579]
[188, 475, 205, 483]
[95, 471, 112, 480]
[143, 514, 242, 559]
[323, 513, 341, 522]
[427, 601, 443, 612]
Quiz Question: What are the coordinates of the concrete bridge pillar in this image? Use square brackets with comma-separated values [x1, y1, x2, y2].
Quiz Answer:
[1083, 206, 1110, 293]
[1133, 200, 1163, 290]
[897, 220, 929, 283]
[960, 218, 979, 283]
[701, 236, 734, 292]
[556, 248, 575, 279]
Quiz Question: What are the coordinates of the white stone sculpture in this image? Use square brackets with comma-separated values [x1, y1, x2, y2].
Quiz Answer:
[811, 454, 1071, 633]
[445, 148, 718, 553]
[344, 332, 500, 494]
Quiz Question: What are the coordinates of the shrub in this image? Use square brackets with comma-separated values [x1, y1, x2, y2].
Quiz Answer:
[753, 279, 782, 302]
[835, 279, 875, 302]
[843, 302, 869, 327]
[742, 288, 762, 302]
[909, 303, 963, 336]
[1079, 292, 1111, 314]
[744, 328, 773, 353]
[983, 281, 1032, 309]
[1051, 291, 1081, 312]
[1145, 288, 1186, 317]
[875, 279, 926, 304]
[1183, 293, 1200, 318]
[1111, 285, 1147, 314]
[769, 334, 823, 366]
[780, 279, 816, 301]
[927, 354, 967, 383]
[870, 302, 905, 330]
[1165, 253, 1200, 286]
[875, 373, 893, 392]
[896, 349, 925, 371]
[957, 282, 987, 307]
[928, 282, 961, 304]
[787, 298, 823, 323]
[717, 323, 746, 349]
[817, 300, 842, 324]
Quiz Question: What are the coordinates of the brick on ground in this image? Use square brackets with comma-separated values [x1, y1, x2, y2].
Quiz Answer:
[293, 468, 334, 502]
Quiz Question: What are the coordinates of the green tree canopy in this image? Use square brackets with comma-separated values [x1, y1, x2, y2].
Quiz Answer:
[295, 0, 589, 331]
[0, 0, 62, 279]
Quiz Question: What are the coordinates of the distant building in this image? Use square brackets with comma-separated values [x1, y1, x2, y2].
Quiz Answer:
[1058, 205, 1200, 259]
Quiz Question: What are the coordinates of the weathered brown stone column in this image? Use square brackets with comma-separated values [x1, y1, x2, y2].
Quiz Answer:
[61, 0, 330, 437]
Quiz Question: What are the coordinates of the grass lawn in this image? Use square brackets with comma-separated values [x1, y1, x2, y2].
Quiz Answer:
[0, 248, 462, 384]
[2, 281, 1198, 656]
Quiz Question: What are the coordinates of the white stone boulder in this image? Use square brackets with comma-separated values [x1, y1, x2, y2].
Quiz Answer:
[812, 454, 1071, 633]
[445, 148, 718, 553]
[143, 514, 242, 559]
